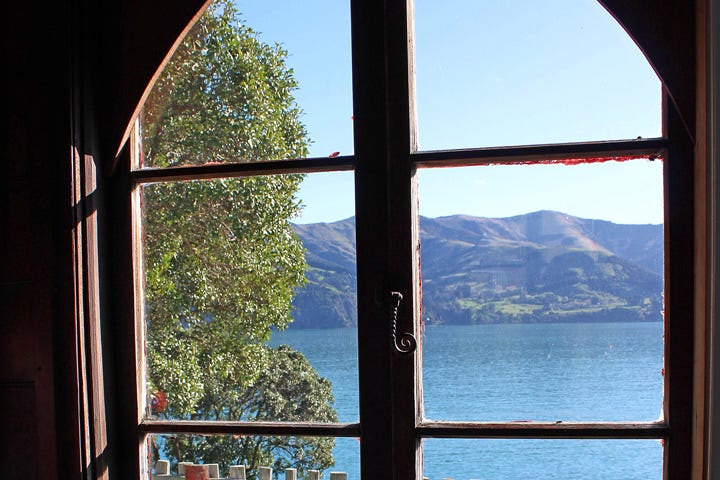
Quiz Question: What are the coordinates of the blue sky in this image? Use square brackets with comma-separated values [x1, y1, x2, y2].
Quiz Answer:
[236, 0, 663, 225]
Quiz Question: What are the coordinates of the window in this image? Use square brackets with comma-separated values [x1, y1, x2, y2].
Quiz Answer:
[115, 1, 697, 479]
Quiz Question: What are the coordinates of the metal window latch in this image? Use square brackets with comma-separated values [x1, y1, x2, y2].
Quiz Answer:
[390, 291, 417, 355]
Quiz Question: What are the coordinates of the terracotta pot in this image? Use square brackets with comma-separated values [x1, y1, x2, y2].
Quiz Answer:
[185, 464, 210, 480]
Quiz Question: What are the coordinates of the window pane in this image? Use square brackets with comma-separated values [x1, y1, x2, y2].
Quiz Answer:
[270, 329, 358, 424]
[422, 439, 662, 480]
[139, 0, 352, 168]
[271, 171, 359, 423]
[148, 434, 359, 480]
[141, 173, 357, 423]
[418, 160, 664, 421]
[414, 0, 662, 150]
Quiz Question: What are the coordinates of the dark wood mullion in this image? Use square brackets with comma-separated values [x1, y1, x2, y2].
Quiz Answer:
[130, 155, 354, 184]
[140, 420, 360, 437]
[351, 1, 394, 480]
[385, 0, 421, 479]
[663, 93, 696, 479]
[411, 138, 668, 168]
[417, 422, 668, 439]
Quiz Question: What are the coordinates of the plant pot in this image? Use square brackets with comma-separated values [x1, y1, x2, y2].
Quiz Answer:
[185, 464, 210, 480]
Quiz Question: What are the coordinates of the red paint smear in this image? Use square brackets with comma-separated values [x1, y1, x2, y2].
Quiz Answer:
[509, 154, 662, 166]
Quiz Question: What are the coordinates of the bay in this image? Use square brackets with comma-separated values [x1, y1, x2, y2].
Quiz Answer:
[270, 321, 664, 480]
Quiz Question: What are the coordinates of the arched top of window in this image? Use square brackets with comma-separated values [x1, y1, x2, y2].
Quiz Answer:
[132, 0, 352, 169]
[413, 0, 662, 151]
[114, 0, 695, 167]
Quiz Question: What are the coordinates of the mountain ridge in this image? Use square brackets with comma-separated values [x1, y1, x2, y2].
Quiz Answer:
[290, 211, 663, 328]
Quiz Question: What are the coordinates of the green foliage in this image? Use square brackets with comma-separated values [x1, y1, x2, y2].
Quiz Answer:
[141, 0, 336, 475]
[142, 0, 308, 167]
[161, 346, 337, 477]
[144, 176, 309, 417]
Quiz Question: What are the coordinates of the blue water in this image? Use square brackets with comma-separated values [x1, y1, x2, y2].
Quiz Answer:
[270, 322, 664, 480]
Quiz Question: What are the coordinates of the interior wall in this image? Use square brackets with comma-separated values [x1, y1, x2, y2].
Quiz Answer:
[0, 2, 74, 480]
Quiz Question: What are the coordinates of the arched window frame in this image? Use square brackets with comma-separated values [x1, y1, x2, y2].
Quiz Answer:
[89, 1, 713, 479]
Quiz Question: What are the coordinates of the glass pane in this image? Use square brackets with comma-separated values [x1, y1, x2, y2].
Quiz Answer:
[422, 439, 662, 480]
[273, 172, 359, 422]
[148, 434, 359, 480]
[139, 0, 352, 168]
[270, 329, 358, 424]
[414, 0, 662, 150]
[141, 173, 357, 422]
[418, 159, 665, 421]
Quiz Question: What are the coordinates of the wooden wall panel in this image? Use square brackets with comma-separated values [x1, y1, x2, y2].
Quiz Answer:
[0, 384, 39, 480]
[1, 0, 75, 478]
[0, 283, 35, 381]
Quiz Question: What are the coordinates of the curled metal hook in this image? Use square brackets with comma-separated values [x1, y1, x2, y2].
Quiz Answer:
[390, 291, 417, 354]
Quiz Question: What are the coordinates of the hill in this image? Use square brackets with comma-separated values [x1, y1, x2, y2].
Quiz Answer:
[290, 211, 663, 328]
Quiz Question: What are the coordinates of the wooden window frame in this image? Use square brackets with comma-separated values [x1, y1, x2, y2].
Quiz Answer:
[108, 1, 698, 479]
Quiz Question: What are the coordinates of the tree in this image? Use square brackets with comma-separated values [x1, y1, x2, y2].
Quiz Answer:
[140, 0, 336, 475]
[141, 0, 307, 167]
[161, 346, 337, 476]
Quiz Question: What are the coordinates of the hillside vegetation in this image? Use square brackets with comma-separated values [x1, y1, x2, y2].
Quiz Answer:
[291, 211, 663, 328]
